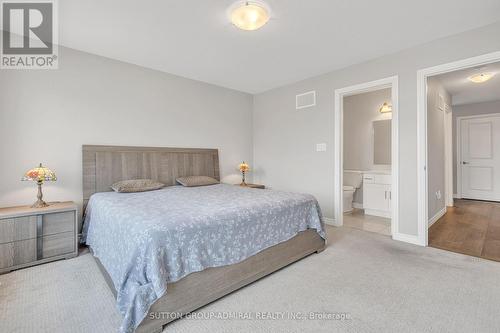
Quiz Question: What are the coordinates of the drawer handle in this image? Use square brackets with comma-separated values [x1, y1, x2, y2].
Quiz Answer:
[36, 216, 43, 260]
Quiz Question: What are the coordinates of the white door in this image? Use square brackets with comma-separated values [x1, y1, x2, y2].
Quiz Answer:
[460, 115, 500, 201]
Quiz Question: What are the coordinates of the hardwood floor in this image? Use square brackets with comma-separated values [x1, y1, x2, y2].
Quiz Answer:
[429, 199, 500, 261]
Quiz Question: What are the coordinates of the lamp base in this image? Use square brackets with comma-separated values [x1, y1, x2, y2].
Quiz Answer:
[31, 182, 49, 208]
[31, 199, 49, 208]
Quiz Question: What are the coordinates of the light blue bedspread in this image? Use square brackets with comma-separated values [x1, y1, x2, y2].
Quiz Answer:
[82, 184, 325, 332]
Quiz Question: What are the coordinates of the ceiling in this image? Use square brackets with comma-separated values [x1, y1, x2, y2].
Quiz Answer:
[436, 62, 500, 106]
[59, 0, 500, 94]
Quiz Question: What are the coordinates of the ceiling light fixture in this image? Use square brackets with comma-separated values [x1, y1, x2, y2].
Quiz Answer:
[229, 1, 270, 31]
[379, 102, 392, 113]
[468, 73, 495, 83]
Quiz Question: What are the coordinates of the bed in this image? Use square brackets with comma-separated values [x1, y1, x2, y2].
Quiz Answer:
[82, 145, 326, 333]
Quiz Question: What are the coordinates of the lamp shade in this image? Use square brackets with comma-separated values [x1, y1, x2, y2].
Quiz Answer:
[238, 162, 250, 172]
[22, 163, 57, 183]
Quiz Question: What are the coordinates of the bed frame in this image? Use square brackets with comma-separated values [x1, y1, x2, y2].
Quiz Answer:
[82, 145, 326, 333]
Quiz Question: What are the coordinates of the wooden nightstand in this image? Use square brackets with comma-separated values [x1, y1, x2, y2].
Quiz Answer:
[0, 201, 78, 274]
[238, 183, 265, 189]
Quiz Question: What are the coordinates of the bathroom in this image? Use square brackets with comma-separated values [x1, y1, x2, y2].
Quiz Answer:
[343, 88, 392, 235]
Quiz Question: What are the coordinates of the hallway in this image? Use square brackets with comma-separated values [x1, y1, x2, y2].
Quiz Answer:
[429, 200, 500, 261]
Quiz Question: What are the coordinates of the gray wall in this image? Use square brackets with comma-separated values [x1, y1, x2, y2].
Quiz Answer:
[253, 22, 500, 236]
[452, 100, 500, 194]
[426, 77, 451, 222]
[344, 89, 392, 171]
[0, 46, 254, 213]
[344, 89, 392, 204]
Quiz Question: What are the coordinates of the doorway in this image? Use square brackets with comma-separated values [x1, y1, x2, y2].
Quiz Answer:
[334, 76, 400, 238]
[457, 114, 500, 201]
[417, 51, 500, 256]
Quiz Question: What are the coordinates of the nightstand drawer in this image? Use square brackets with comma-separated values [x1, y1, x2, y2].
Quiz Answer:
[0, 239, 37, 269]
[43, 211, 75, 235]
[0, 216, 38, 244]
[42, 232, 75, 258]
[0, 211, 75, 244]
[0, 232, 76, 269]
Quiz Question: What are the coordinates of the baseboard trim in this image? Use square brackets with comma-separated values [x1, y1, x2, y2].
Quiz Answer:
[323, 217, 340, 227]
[364, 208, 391, 219]
[352, 202, 363, 209]
[428, 207, 447, 228]
[392, 232, 424, 246]
[453, 193, 461, 199]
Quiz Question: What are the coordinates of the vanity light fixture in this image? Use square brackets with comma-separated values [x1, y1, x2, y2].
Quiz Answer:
[468, 73, 495, 83]
[229, 1, 270, 31]
[379, 102, 392, 114]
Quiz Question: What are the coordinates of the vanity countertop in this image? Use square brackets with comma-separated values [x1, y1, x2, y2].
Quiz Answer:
[364, 170, 391, 175]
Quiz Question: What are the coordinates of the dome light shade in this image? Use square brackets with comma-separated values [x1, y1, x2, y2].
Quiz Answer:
[468, 73, 494, 83]
[230, 1, 270, 31]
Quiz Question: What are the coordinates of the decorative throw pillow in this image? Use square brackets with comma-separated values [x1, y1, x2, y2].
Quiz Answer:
[176, 176, 219, 187]
[111, 179, 165, 193]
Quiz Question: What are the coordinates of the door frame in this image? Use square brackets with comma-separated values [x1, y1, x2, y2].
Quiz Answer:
[456, 112, 500, 199]
[444, 104, 454, 207]
[417, 51, 500, 246]
[334, 76, 400, 239]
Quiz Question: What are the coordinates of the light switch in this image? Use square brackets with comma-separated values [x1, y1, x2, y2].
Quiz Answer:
[316, 143, 327, 152]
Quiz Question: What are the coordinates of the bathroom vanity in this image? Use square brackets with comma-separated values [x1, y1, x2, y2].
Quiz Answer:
[363, 171, 392, 218]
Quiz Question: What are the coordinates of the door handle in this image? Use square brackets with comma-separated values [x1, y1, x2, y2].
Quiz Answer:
[384, 191, 387, 199]
[462, 161, 469, 165]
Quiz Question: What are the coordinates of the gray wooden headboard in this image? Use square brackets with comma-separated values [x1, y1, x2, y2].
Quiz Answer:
[82, 145, 220, 208]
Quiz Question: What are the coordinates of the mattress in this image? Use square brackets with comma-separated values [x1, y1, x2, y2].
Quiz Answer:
[82, 184, 325, 332]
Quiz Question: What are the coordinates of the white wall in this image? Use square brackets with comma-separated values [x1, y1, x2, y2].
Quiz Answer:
[426, 77, 451, 222]
[253, 22, 500, 236]
[452, 100, 500, 194]
[0, 46, 254, 218]
[344, 89, 392, 204]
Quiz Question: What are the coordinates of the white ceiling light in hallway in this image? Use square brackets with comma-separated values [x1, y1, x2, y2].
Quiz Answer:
[468, 72, 495, 83]
[433, 61, 500, 106]
[229, 1, 270, 31]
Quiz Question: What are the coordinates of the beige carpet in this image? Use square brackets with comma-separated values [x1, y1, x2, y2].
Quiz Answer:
[2, 226, 500, 333]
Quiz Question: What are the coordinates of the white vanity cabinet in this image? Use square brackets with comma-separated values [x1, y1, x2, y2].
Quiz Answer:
[363, 172, 391, 218]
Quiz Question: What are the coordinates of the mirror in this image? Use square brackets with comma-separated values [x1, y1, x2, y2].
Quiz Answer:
[373, 119, 391, 165]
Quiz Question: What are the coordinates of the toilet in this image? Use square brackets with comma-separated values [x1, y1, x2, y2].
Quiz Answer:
[343, 171, 363, 213]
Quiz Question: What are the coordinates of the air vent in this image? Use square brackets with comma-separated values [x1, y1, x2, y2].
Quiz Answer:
[296, 91, 316, 110]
